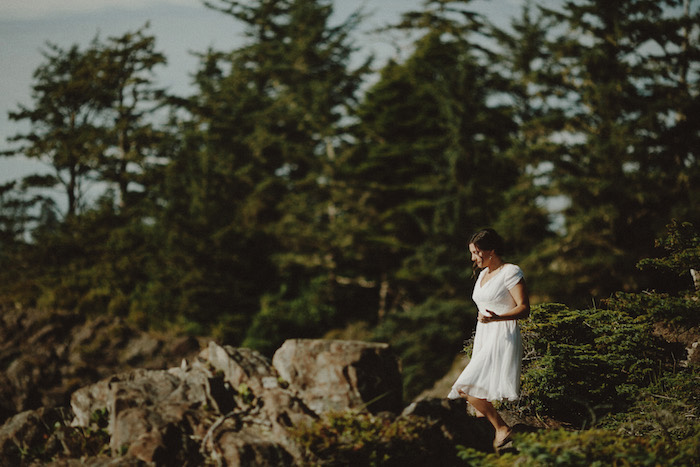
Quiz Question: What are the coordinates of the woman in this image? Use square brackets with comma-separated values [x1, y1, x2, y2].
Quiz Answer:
[448, 228, 530, 449]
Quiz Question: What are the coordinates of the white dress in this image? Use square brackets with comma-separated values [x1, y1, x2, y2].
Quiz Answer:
[448, 263, 524, 402]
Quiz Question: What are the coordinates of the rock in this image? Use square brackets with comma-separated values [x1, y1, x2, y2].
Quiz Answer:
[68, 343, 319, 465]
[204, 342, 280, 395]
[272, 339, 403, 414]
[1, 337, 420, 465]
[0, 407, 62, 466]
[70, 366, 218, 464]
[401, 398, 495, 456]
[206, 421, 295, 467]
[203, 342, 318, 452]
[70, 376, 114, 428]
[0, 307, 204, 425]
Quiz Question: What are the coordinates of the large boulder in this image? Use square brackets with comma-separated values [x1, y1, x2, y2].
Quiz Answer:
[202, 342, 318, 460]
[272, 339, 403, 415]
[203, 342, 280, 395]
[70, 360, 238, 465]
[68, 342, 319, 465]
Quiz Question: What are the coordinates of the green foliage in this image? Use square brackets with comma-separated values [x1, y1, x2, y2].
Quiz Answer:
[459, 428, 700, 467]
[604, 289, 700, 330]
[515, 0, 700, 302]
[519, 303, 669, 424]
[4, 25, 166, 218]
[290, 411, 452, 466]
[1, 0, 699, 368]
[601, 366, 700, 444]
[638, 220, 700, 282]
[345, 23, 521, 310]
[243, 277, 339, 356]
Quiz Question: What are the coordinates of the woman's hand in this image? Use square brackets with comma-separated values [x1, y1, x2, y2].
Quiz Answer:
[478, 281, 531, 323]
[478, 310, 499, 323]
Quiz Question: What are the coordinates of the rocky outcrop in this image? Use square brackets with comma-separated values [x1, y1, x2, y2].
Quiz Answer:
[272, 339, 403, 415]
[63, 342, 316, 465]
[0, 308, 201, 425]
[17, 304, 695, 465]
[0, 407, 63, 465]
[1, 334, 506, 465]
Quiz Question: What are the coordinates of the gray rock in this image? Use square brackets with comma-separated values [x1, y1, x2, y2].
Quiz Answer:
[272, 339, 403, 414]
[205, 420, 294, 467]
[204, 342, 280, 395]
[0, 407, 62, 466]
[2, 338, 421, 465]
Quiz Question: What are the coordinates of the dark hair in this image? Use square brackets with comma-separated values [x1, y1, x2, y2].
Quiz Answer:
[469, 228, 505, 256]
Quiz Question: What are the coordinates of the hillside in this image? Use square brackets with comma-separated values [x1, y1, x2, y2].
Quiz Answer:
[1, 291, 698, 465]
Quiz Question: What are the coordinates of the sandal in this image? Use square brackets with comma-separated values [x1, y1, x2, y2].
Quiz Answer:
[493, 429, 513, 450]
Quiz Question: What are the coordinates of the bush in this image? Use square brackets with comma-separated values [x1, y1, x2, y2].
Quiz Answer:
[604, 290, 700, 329]
[243, 277, 339, 356]
[459, 428, 700, 467]
[290, 410, 462, 466]
[518, 303, 669, 424]
[601, 366, 700, 442]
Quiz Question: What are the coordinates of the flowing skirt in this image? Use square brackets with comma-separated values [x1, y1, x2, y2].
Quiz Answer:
[447, 319, 522, 401]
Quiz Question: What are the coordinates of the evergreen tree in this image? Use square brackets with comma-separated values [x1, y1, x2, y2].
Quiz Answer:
[2, 27, 171, 313]
[522, 0, 698, 302]
[346, 0, 528, 397]
[639, 0, 700, 225]
[147, 0, 369, 345]
[5, 41, 108, 218]
[489, 1, 555, 262]
[0, 182, 56, 303]
[96, 25, 168, 209]
[346, 0, 519, 316]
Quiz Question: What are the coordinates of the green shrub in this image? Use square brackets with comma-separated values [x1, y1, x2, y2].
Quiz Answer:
[290, 410, 461, 466]
[601, 366, 700, 442]
[243, 277, 339, 356]
[604, 290, 700, 328]
[519, 303, 668, 424]
[459, 429, 700, 467]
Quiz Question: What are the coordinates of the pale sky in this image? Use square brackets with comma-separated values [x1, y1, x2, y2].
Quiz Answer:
[0, 0, 526, 186]
[2, 0, 197, 20]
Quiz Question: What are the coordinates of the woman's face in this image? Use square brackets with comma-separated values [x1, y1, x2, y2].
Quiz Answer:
[469, 243, 493, 269]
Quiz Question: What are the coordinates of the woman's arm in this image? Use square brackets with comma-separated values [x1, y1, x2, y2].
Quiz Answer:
[478, 280, 530, 323]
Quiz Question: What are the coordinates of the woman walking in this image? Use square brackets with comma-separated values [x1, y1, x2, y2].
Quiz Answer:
[448, 228, 530, 449]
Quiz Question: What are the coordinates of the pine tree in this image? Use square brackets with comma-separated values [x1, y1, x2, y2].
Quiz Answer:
[345, 1, 519, 316]
[147, 0, 369, 345]
[523, 0, 698, 302]
[97, 25, 167, 209]
[344, 0, 525, 398]
[5, 41, 108, 218]
[489, 1, 555, 260]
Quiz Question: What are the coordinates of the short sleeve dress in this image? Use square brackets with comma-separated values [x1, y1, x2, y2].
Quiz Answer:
[448, 263, 524, 402]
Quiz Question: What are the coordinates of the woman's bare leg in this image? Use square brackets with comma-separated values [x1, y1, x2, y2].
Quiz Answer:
[466, 395, 512, 447]
[458, 390, 486, 417]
